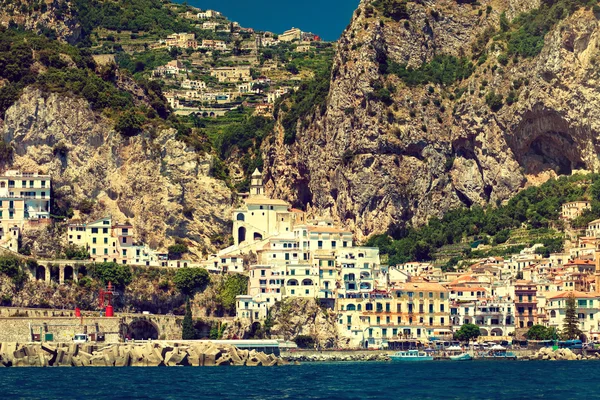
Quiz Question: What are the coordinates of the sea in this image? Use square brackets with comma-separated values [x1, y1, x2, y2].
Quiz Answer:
[1, 361, 598, 399]
[176, 0, 360, 41]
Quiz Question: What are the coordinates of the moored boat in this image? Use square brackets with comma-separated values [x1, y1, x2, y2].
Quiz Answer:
[389, 349, 434, 361]
[446, 346, 472, 361]
[481, 345, 517, 360]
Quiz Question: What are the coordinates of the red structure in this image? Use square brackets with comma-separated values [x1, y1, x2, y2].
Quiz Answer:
[99, 282, 116, 317]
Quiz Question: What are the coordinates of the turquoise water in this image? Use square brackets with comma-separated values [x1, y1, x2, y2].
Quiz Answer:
[177, 0, 359, 41]
[0, 361, 597, 399]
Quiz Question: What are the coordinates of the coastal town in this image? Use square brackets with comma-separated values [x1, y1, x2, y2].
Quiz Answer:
[3, 167, 600, 351]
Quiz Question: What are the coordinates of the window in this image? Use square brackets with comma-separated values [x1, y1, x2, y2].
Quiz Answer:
[305, 289, 309, 295]
[92, 248, 96, 255]
[343, 241, 348, 248]
[305, 269, 310, 275]
[104, 248, 108, 255]
[103, 220, 109, 225]
[429, 304, 434, 313]
[261, 270, 266, 276]
[429, 292, 433, 298]
[419, 292, 424, 298]
[331, 241, 336, 249]
[317, 240, 323, 249]
[77, 235, 81, 240]
[91, 228, 98, 234]
[41, 192, 45, 198]
[440, 304, 445, 312]
[122, 237, 127, 244]
[285, 253, 289, 260]
[122, 250, 127, 256]
[21, 180, 26, 187]
[104, 238, 108, 244]
[41, 181, 46, 188]
[440, 293, 444, 299]
[103, 228, 108, 234]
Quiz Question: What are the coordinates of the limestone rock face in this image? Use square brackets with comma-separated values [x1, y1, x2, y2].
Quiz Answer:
[268, 298, 340, 348]
[2, 88, 233, 255]
[263, 0, 600, 240]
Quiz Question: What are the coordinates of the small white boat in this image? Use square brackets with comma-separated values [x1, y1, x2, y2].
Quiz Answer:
[446, 345, 472, 361]
[389, 349, 434, 361]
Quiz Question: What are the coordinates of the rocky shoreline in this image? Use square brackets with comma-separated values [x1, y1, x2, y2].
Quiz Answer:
[0, 342, 285, 367]
[525, 347, 600, 361]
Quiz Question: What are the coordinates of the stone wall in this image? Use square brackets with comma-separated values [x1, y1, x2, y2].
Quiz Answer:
[0, 317, 122, 343]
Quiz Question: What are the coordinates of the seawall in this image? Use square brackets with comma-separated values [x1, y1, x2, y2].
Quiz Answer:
[0, 341, 285, 367]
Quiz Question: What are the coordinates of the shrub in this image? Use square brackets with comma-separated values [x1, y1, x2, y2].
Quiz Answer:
[485, 91, 504, 112]
[387, 55, 474, 86]
[168, 243, 188, 260]
[295, 334, 316, 349]
[174, 267, 209, 295]
[0, 255, 22, 277]
[115, 111, 143, 137]
[64, 245, 90, 260]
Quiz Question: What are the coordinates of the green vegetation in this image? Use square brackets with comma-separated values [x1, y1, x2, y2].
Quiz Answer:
[167, 243, 189, 260]
[182, 298, 196, 340]
[63, 245, 90, 260]
[372, 0, 410, 21]
[276, 64, 332, 144]
[485, 91, 503, 112]
[454, 323, 481, 342]
[505, 0, 594, 58]
[386, 55, 474, 86]
[216, 274, 249, 314]
[367, 174, 600, 265]
[173, 267, 209, 295]
[562, 292, 583, 340]
[294, 334, 316, 349]
[526, 324, 558, 340]
[88, 262, 133, 287]
[116, 50, 173, 75]
[73, 0, 196, 39]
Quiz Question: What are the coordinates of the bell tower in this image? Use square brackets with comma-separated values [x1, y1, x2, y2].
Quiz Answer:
[250, 168, 264, 196]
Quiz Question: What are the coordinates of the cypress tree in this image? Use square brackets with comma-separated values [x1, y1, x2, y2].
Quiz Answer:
[562, 293, 582, 340]
[182, 298, 196, 340]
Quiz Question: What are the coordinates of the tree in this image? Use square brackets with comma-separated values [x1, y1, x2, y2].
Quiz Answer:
[562, 293, 583, 340]
[526, 324, 556, 340]
[181, 298, 196, 340]
[454, 323, 481, 342]
[174, 267, 209, 295]
[217, 274, 249, 314]
[89, 262, 132, 287]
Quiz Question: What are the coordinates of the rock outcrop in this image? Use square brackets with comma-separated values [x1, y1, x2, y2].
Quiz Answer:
[264, 0, 600, 240]
[0, 341, 286, 367]
[529, 347, 592, 361]
[268, 298, 341, 348]
[2, 88, 233, 256]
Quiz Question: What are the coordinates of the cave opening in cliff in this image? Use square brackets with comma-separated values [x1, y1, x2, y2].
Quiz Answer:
[512, 109, 586, 177]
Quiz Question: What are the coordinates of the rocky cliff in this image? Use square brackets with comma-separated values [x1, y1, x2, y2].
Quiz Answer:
[264, 0, 600, 240]
[2, 88, 233, 255]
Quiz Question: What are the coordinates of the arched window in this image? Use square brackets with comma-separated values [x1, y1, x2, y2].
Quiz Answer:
[236, 213, 245, 221]
[238, 227, 247, 243]
[550, 310, 556, 318]
[357, 304, 362, 311]
[347, 304, 356, 311]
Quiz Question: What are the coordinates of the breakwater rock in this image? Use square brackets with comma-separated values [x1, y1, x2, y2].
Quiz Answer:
[0, 342, 285, 367]
[528, 347, 599, 361]
[283, 352, 390, 362]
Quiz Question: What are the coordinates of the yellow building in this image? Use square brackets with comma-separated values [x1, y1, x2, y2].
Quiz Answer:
[67, 217, 137, 264]
[561, 201, 590, 221]
[336, 282, 451, 348]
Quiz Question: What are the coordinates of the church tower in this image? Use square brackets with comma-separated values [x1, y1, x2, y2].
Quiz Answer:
[250, 168, 264, 196]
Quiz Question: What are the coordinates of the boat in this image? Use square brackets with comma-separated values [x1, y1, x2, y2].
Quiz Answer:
[389, 349, 434, 361]
[446, 345, 472, 361]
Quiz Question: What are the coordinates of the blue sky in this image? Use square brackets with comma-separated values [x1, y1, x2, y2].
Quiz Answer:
[178, 0, 360, 41]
